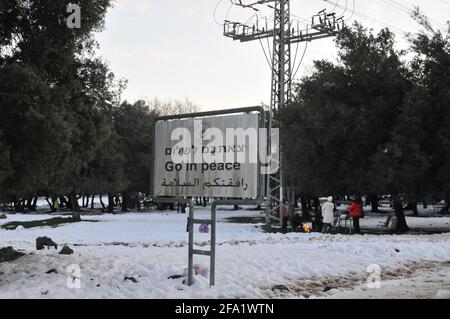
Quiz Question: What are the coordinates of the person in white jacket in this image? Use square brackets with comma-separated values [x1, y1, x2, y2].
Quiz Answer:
[322, 196, 335, 234]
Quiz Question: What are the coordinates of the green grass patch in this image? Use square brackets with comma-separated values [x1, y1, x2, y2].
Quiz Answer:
[223, 216, 266, 224]
[1, 217, 96, 230]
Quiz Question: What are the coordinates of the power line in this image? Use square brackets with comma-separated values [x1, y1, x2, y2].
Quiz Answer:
[339, 0, 349, 18]
[291, 23, 310, 79]
[214, 0, 239, 26]
[225, 1, 235, 20]
[259, 38, 273, 68]
[345, 0, 355, 22]
[324, 0, 409, 36]
[213, 0, 226, 26]
[330, 0, 339, 12]
[380, 0, 445, 28]
[292, 41, 309, 79]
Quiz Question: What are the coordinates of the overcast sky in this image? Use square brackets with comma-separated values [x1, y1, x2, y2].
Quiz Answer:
[95, 0, 449, 111]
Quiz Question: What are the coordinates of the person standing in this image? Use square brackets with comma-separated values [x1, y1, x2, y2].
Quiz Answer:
[348, 196, 363, 234]
[280, 199, 289, 230]
[322, 196, 335, 234]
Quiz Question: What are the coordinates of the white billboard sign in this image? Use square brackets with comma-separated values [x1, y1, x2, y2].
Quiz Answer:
[153, 113, 260, 198]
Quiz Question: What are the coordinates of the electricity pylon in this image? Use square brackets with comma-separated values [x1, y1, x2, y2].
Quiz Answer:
[223, 0, 344, 224]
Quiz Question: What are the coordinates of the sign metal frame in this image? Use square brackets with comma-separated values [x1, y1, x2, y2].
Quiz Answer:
[150, 106, 266, 287]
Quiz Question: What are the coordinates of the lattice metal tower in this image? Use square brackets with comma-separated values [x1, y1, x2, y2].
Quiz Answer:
[223, 0, 344, 223]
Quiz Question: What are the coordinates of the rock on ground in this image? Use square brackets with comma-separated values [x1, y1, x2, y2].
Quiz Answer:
[36, 237, 58, 250]
[0, 247, 25, 263]
[59, 246, 74, 255]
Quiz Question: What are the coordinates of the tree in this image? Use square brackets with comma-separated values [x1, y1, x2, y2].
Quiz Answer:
[0, 63, 71, 211]
[147, 97, 200, 116]
[113, 98, 199, 211]
[0, 129, 11, 194]
[281, 23, 411, 231]
[371, 11, 450, 222]
[0, 0, 121, 218]
[61, 55, 125, 219]
[409, 11, 450, 206]
[81, 126, 127, 213]
[114, 101, 157, 210]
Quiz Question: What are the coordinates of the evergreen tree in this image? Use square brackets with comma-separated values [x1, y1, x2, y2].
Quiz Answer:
[0, 0, 119, 218]
[0, 63, 70, 210]
[114, 101, 157, 210]
[281, 23, 411, 231]
[0, 129, 11, 193]
[371, 12, 450, 220]
[409, 12, 450, 206]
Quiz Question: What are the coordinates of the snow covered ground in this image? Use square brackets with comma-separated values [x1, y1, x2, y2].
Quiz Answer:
[1, 207, 450, 299]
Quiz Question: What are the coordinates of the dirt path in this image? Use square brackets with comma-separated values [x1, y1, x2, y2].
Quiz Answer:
[264, 261, 450, 299]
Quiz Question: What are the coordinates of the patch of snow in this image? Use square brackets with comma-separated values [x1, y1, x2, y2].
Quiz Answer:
[0, 209, 450, 298]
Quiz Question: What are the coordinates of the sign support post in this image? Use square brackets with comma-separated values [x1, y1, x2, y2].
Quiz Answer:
[151, 107, 266, 287]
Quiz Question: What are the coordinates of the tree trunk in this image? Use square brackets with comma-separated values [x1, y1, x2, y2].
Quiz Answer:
[91, 194, 95, 210]
[14, 198, 24, 213]
[370, 194, 379, 213]
[411, 202, 418, 216]
[404, 202, 418, 216]
[99, 195, 106, 210]
[293, 195, 299, 209]
[46, 197, 53, 212]
[83, 195, 89, 208]
[60, 196, 68, 209]
[134, 193, 140, 211]
[66, 195, 72, 210]
[70, 191, 81, 221]
[392, 195, 409, 232]
[16, 200, 20, 212]
[121, 192, 129, 212]
[30, 196, 38, 211]
[108, 193, 114, 214]
[26, 197, 33, 211]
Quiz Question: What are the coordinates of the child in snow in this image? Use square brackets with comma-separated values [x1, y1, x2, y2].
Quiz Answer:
[321, 196, 335, 234]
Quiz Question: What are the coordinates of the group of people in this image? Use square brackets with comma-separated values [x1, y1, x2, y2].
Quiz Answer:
[321, 196, 363, 234]
[280, 196, 364, 234]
